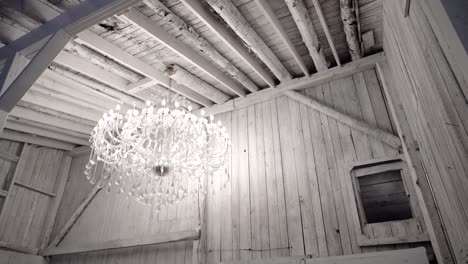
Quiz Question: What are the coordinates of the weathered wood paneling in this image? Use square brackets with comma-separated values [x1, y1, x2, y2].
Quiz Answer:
[48, 149, 199, 264]
[205, 69, 433, 263]
[0, 142, 65, 249]
[0, 248, 47, 264]
[383, 0, 468, 262]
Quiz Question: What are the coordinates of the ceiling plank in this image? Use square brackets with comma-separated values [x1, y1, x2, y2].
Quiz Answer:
[205, 0, 292, 82]
[253, 0, 309, 76]
[180, 0, 276, 88]
[123, 8, 246, 98]
[285, 0, 328, 72]
[310, 0, 342, 66]
[340, 0, 362, 60]
[144, 0, 259, 93]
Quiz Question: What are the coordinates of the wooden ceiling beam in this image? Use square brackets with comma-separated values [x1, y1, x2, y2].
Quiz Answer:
[10, 106, 93, 135]
[180, 0, 276, 88]
[0, 129, 75, 150]
[285, 0, 328, 72]
[340, 0, 362, 60]
[122, 8, 246, 98]
[206, 0, 292, 82]
[65, 41, 142, 83]
[0, 0, 140, 59]
[253, 0, 309, 76]
[54, 50, 130, 91]
[144, 0, 259, 93]
[5, 120, 90, 146]
[76, 30, 216, 106]
[165, 65, 229, 104]
[0, 30, 71, 112]
[310, 0, 341, 66]
[198, 53, 384, 116]
[3, 1, 208, 111]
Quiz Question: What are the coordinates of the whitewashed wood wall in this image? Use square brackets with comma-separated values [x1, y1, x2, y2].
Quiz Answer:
[0, 140, 65, 249]
[50, 150, 198, 264]
[205, 69, 433, 264]
[383, 0, 468, 263]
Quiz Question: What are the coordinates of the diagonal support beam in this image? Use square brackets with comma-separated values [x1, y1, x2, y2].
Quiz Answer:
[122, 8, 246, 98]
[0, 0, 141, 59]
[285, 90, 401, 149]
[40, 229, 200, 256]
[0, 30, 71, 112]
[0, 52, 29, 95]
[48, 184, 102, 248]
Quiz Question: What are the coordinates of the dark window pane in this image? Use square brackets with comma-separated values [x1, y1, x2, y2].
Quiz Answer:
[357, 170, 412, 223]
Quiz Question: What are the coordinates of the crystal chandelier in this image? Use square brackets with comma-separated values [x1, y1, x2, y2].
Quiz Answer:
[84, 96, 231, 210]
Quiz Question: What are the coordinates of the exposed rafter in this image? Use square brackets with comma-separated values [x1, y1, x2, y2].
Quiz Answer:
[0, 0, 142, 125]
[180, 0, 276, 88]
[144, 0, 259, 93]
[310, 0, 341, 66]
[197, 53, 385, 116]
[285, 0, 328, 72]
[0, 30, 71, 112]
[122, 8, 246, 97]
[253, 0, 309, 76]
[0, 0, 141, 59]
[75, 30, 214, 105]
[64, 41, 142, 82]
[205, 0, 292, 81]
[340, 0, 362, 60]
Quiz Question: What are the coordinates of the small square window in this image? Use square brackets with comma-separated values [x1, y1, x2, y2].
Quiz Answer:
[353, 161, 413, 224]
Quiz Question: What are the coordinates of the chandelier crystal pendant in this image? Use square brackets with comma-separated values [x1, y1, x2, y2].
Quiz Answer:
[84, 96, 231, 211]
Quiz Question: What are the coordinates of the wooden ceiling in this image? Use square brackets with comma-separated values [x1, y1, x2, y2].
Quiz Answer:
[0, 0, 383, 147]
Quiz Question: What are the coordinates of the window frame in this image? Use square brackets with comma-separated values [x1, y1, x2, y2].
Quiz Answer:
[346, 155, 430, 246]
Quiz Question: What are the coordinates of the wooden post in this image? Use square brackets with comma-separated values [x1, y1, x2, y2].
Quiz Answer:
[376, 61, 454, 264]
